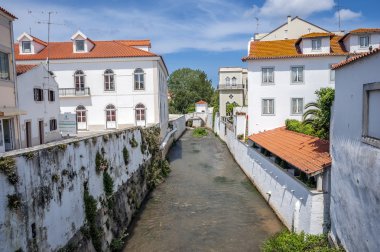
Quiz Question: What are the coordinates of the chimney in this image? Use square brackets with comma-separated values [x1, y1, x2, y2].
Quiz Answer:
[287, 15, 292, 24]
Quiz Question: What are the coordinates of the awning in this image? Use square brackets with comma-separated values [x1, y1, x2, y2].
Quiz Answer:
[0, 107, 27, 116]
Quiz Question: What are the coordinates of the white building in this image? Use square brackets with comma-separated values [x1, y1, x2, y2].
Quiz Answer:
[0, 7, 23, 153]
[195, 100, 208, 113]
[218, 67, 248, 117]
[330, 48, 380, 252]
[15, 31, 169, 139]
[16, 64, 61, 147]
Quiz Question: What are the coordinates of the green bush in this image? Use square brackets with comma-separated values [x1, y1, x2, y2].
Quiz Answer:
[262, 231, 343, 252]
[103, 172, 114, 197]
[285, 119, 315, 136]
[122, 147, 129, 165]
[192, 127, 208, 137]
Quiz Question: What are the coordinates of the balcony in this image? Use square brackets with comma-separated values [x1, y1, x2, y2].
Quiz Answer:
[59, 88, 91, 97]
[218, 84, 245, 90]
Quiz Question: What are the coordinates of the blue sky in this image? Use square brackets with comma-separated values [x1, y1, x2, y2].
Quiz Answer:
[2, 0, 380, 86]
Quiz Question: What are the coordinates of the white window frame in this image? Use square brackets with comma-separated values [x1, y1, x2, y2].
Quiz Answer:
[262, 98, 275, 116]
[291, 98, 304, 115]
[359, 36, 370, 48]
[225, 77, 230, 86]
[362, 82, 380, 148]
[291, 66, 304, 84]
[231, 77, 237, 86]
[74, 70, 85, 91]
[22, 41, 32, 53]
[262, 67, 274, 84]
[135, 103, 146, 121]
[311, 39, 322, 51]
[104, 69, 115, 91]
[134, 68, 145, 90]
[76, 105, 87, 123]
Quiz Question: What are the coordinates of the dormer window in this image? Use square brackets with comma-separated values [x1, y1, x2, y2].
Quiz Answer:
[312, 39, 322, 51]
[359, 36, 369, 48]
[75, 40, 85, 52]
[22, 41, 31, 53]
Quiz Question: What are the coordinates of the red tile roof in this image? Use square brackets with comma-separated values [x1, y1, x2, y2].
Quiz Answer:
[196, 100, 207, 105]
[300, 32, 333, 38]
[15, 39, 157, 61]
[350, 28, 380, 34]
[248, 127, 331, 175]
[243, 35, 349, 61]
[332, 47, 380, 70]
[16, 64, 38, 75]
[30, 35, 48, 46]
[0, 6, 17, 19]
[115, 40, 151, 47]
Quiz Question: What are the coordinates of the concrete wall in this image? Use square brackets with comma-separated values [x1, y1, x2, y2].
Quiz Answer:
[215, 115, 328, 234]
[0, 126, 162, 252]
[330, 52, 380, 251]
[247, 56, 345, 134]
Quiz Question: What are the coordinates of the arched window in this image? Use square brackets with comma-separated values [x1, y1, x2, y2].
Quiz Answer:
[232, 77, 237, 86]
[105, 104, 116, 122]
[134, 68, 144, 90]
[225, 77, 230, 86]
[104, 69, 115, 91]
[74, 70, 85, 91]
[135, 103, 146, 121]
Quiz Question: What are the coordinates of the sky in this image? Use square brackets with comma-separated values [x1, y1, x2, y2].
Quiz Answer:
[2, 0, 380, 86]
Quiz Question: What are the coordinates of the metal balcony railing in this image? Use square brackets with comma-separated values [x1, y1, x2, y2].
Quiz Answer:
[59, 88, 91, 97]
[218, 84, 245, 90]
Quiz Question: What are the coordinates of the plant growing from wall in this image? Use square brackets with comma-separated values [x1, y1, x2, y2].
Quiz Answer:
[23, 151, 36, 160]
[57, 144, 67, 151]
[0, 157, 19, 185]
[129, 134, 138, 148]
[92, 137, 97, 145]
[52, 173, 60, 183]
[73, 141, 80, 148]
[110, 231, 128, 251]
[7, 194, 21, 210]
[103, 171, 114, 208]
[103, 135, 109, 142]
[95, 152, 108, 174]
[123, 147, 129, 165]
[83, 188, 102, 252]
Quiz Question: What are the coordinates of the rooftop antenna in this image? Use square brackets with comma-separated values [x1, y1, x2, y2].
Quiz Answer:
[337, 0, 342, 31]
[255, 17, 259, 34]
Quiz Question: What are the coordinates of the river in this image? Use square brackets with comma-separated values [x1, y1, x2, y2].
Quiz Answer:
[123, 130, 283, 251]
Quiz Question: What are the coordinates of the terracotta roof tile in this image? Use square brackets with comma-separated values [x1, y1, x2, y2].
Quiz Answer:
[243, 35, 349, 61]
[115, 40, 151, 47]
[16, 64, 38, 75]
[196, 100, 207, 105]
[15, 39, 157, 61]
[349, 28, 380, 34]
[300, 32, 333, 38]
[332, 47, 380, 69]
[0, 6, 17, 19]
[248, 127, 331, 175]
[30, 35, 48, 46]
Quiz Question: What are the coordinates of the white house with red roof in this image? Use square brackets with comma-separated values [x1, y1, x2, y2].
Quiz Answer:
[195, 100, 208, 113]
[329, 48, 380, 252]
[16, 64, 61, 148]
[14, 31, 169, 139]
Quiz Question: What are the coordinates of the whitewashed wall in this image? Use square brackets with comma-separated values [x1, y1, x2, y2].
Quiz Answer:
[345, 33, 380, 53]
[215, 116, 328, 234]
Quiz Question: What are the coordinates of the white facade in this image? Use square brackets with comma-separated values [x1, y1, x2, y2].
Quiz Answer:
[330, 51, 380, 252]
[17, 64, 61, 147]
[15, 32, 169, 139]
[342, 32, 380, 53]
[195, 102, 208, 113]
[246, 56, 345, 134]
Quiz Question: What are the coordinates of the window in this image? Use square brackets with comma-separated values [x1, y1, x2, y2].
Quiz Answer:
[74, 70, 85, 91]
[291, 66, 304, 83]
[359, 36, 369, 48]
[262, 99, 274, 115]
[106, 104, 116, 122]
[76, 105, 87, 123]
[232, 77, 237, 86]
[104, 69, 115, 91]
[329, 64, 335, 82]
[135, 103, 146, 121]
[291, 98, 304, 115]
[363, 83, 380, 147]
[312, 39, 322, 50]
[134, 68, 144, 90]
[22, 41, 32, 53]
[225, 77, 230, 86]
[48, 90, 55, 102]
[262, 67, 274, 84]
[76, 40, 85, 52]
[50, 119, 57, 131]
[0, 51, 10, 80]
[34, 88, 44, 101]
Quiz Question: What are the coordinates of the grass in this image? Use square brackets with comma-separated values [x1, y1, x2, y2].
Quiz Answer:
[192, 127, 208, 138]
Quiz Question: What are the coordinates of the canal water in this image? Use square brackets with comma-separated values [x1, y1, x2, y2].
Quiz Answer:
[123, 130, 283, 252]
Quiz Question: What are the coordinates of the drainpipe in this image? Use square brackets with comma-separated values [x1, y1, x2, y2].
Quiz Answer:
[10, 19, 22, 150]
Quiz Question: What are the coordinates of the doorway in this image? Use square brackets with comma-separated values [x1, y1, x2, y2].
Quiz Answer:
[38, 120, 44, 144]
[26, 121, 32, 147]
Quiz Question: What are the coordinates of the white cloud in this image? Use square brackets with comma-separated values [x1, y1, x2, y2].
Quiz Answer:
[334, 9, 362, 21]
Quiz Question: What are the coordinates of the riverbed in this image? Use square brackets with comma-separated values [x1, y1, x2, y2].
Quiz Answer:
[123, 130, 283, 251]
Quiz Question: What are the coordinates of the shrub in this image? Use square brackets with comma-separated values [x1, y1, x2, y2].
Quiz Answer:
[237, 134, 244, 140]
[8, 194, 22, 210]
[95, 152, 108, 174]
[103, 172, 114, 197]
[192, 127, 208, 138]
[129, 135, 138, 148]
[0, 157, 19, 185]
[262, 231, 343, 252]
[285, 119, 315, 136]
[123, 147, 129, 165]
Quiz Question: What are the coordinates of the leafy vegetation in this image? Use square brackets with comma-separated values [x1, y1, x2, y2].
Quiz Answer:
[226, 102, 239, 116]
[7, 194, 22, 210]
[192, 127, 208, 138]
[95, 152, 108, 174]
[303, 88, 335, 140]
[122, 147, 129, 165]
[285, 119, 315, 136]
[129, 135, 138, 148]
[168, 68, 214, 114]
[103, 172, 114, 197]
[0, 157, 19, 185]
[262, 231, 343, 252]
[83, 188, 102, 252]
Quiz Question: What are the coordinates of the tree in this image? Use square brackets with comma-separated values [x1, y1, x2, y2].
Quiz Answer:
[168, 68, 214, 114]
[226, 102, 239, 116]
[302, 87, 335, 140]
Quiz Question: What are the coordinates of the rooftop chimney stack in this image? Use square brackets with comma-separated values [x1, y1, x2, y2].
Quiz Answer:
[287, 15, 291, 24]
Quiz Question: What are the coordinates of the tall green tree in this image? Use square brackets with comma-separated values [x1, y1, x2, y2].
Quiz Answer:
[168, 68, 214, 114]
[302, 87, 335, 140]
